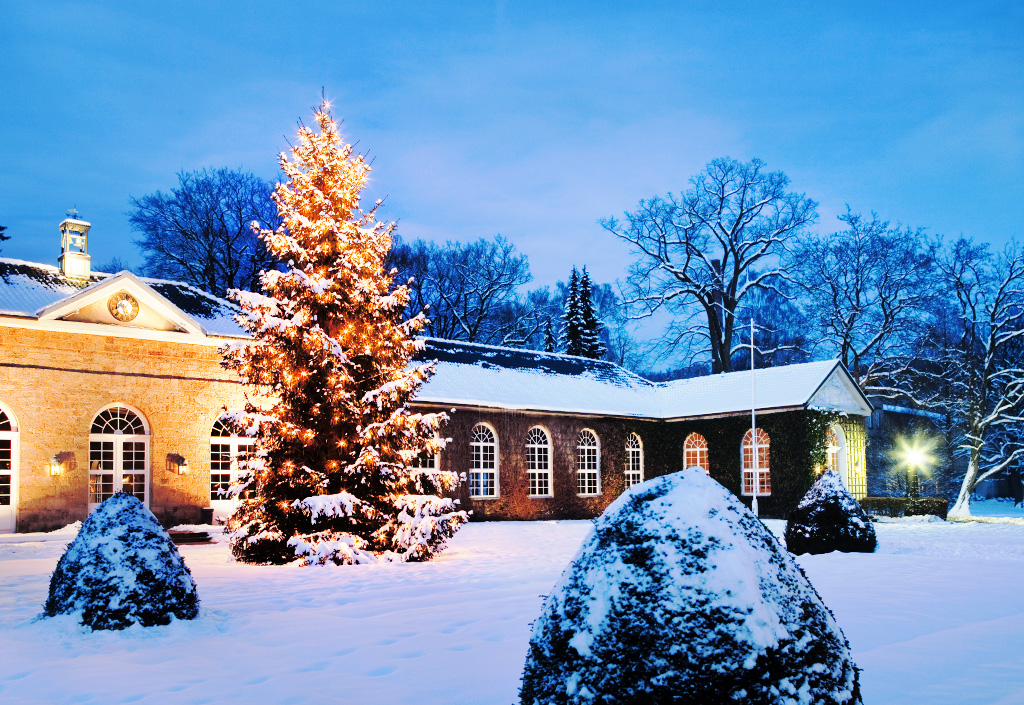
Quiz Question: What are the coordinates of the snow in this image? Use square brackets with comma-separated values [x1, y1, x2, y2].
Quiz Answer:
[2, 514, 1023, 704]
[418, 340, 869, 420]
[0, 257, 247, 338]
[521, 469, 858, 703]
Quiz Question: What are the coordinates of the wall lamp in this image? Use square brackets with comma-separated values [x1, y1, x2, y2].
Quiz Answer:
[166, 454, 189, 475]
[49, 455, 62, 477]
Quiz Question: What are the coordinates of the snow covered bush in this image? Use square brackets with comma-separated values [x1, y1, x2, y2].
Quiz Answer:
[785, 470, 877, 555]
[42, 493, 199, 630]
[520, 468, 861, 705]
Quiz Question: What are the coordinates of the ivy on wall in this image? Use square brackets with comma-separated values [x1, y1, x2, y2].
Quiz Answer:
[655, 410, 840, 519]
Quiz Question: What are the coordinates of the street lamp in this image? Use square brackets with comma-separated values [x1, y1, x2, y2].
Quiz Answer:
[896, 436, 933, 500]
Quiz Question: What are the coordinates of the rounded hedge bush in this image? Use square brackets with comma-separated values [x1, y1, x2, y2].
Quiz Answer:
[520, 468, 862, 705]
[785, 470, 877, 555]
[42, 493, 199, 630]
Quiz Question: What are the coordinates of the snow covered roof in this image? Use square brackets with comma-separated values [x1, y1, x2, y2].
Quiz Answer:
[416, 339, 660, 418]
[655, 359, 871, 419]
[0, 257, 246, 338]
[0, 256, 870, 420]
[416, 339, 873, 420]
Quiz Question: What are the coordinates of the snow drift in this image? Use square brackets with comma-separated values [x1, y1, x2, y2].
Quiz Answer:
[520, 468, 861, 705]
[785, 470, 877, 555]
[42, 493, 199, 630]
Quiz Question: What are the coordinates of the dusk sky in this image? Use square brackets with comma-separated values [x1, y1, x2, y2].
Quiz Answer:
[2, 1, 1021, 288]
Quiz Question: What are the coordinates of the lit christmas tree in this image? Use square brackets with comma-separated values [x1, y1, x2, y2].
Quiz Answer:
[222, 102, 467, 565]
[578, 266, 607, 360]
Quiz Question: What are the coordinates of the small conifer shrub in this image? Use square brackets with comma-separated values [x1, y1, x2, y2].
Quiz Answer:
[42, 493, 199, 630]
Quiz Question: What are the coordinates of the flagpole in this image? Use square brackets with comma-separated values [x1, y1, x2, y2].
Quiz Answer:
[751, 318, 758, 518]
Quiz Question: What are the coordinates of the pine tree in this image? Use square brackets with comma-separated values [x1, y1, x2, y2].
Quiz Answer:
[222, 102, 467, 565]
[561, 267, 585, 356]
[543, 317, 557, 353]
[578, 267, 607, 359]
[0, 225, 8, 255]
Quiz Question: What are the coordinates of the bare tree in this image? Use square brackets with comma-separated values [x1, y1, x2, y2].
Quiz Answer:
[602, 157, 817, 373]
[937, 238, 1024, 517]
[389, 235, 541, 346]
[129, 168, 281, 296]
[796, 208, 936, 394]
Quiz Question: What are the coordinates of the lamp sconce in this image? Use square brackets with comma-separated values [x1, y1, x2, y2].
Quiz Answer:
[48, 455, 62, 477]
[167, 454, 189, 475]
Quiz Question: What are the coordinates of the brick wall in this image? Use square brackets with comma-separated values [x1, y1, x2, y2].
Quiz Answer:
[421, 404, 661, 521]
[0, 325, 250, 531]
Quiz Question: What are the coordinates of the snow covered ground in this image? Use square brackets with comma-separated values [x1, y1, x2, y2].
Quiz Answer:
[2, 504, 1023, 705]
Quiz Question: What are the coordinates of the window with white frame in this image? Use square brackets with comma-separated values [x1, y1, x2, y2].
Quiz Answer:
[577, 429, 601, 496]
[826, 427, 841, 473]
[0, 405, 19, 533]
[741, 428, 771, 496]
[624, 433, 643, 488]
[825, 425, 848, 487]
[684, 432, 709, 473]
[210, 416, 255, 513]
[526, 427, 552, 497]
[89, 405, 149, 509]
[469, 424, 498, 498]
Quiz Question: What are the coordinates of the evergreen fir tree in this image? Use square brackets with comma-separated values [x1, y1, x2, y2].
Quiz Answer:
[543, 317, 557, 353]
[222, 102, 467, 566]
[561, 267, 585, 356]
[578, 266, 607, 359]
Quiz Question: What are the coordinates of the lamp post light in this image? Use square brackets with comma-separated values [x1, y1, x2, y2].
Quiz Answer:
[898, 441, 930, 501]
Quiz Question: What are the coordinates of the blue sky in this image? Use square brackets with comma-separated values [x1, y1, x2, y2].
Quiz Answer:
[1, 1, 1021, 288]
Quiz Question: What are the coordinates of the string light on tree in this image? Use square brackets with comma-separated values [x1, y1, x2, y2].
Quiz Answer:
[221, 100, 467, 565]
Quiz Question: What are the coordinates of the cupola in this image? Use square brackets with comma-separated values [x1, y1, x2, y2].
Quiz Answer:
[58, 209, 91, 280]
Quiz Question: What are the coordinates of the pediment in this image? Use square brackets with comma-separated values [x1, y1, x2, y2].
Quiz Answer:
[808, 366, 873, 416]
[35, 272, 207, 336]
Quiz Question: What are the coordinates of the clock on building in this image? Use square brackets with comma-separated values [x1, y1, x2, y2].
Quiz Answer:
[107, 292, 140, 322]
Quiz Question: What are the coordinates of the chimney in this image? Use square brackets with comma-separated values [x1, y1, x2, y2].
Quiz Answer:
[58, 209, 91, 280]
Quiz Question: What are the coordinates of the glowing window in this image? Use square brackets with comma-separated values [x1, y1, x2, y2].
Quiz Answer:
[826, 427, 841, 474]
[684, 433, 709, 473]
[210, 415, 254, 506]
[89, 405, 149, 509]
[741, 428, 770, 496]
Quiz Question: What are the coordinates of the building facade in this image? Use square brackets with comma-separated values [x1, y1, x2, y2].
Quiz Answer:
[0, 218, 873, 532]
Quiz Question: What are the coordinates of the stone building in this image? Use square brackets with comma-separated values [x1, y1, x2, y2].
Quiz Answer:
[0, 217, 872, 532]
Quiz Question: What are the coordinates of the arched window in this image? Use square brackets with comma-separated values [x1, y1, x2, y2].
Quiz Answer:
[526, 427, 552, 497]
[89, 405, 150, 509]
[210, 415, 255, 522]
[741, 428, 770, 496]
[0, 405, 19, 533]
[684, 433, 709, 473]
[624, 433, 643, 488]
[470, 424, 498, 498]
[577, 429, 601, 496]
[825, 425, 847, 486]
